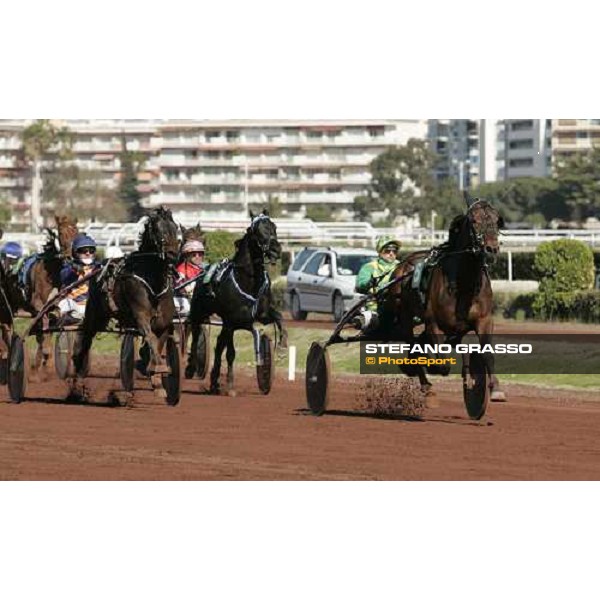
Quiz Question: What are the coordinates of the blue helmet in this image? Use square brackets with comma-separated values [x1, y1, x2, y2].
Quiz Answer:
[72, 233, 97, 254]
[1, 241, 23, 259]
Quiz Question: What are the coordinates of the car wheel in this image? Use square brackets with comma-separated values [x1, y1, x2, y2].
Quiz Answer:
[290, 292, 307, 321]
[333, 292, 345, 322]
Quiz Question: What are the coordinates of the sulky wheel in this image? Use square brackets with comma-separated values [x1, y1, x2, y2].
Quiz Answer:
[256, 333, 273, 395]
[196, 325, 210, 380]
[305, 342, 330, 416]
[462, 352, 490, 420]
[55, 331, 74, 380]
[8, 335, 29, 404]
[120, 333, 136, 392]
[162, 336, 181, 406]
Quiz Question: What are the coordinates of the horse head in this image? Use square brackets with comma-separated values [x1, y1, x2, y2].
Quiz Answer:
[248, 209, 281, 264]
[465, 197, 504, 256]
[55, 214, 79, 257]
[140, 206, 180, 261]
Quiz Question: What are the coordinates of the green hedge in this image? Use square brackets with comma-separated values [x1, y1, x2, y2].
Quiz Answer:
[496, 290, 600, 323]
[203, 231, 238, 263]
[270, 278, 286, 311]
[533, 240, 595, 319]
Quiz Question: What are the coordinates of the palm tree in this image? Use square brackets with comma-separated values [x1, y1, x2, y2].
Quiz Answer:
[21, 120, 73, 232]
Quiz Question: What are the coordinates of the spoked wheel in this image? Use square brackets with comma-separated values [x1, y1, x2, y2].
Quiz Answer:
[196, 325, 210, 380]
[305, 342, 330, 416]
[120, 333, 136, 392]
[8, 335, 29, 403]
[162, 336, 181, 406]
[256, 333, 273, 395]
[462, 352, 490, 420]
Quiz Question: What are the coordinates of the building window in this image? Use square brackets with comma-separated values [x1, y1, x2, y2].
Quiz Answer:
[510, 120, 534, 131]
[509, 139, 534, 150]
[576, 131, 589, 139]
[508, 158, 533, 168]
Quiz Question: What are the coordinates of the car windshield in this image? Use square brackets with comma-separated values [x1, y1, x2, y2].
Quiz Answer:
[336, 254, 373, 276]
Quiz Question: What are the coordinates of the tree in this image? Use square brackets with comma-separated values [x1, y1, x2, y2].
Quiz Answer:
[42, 165, 127, 222]
[554, 147, 600, 221]
[420, 178, 465, 229]
[367, 139, 437, 219]
[21, 119, 73, 232]
[118, 136, 146, 221]
[477, 177, 562, 226]
[266, 194, 283, 218]
[0, 192, 12, 228]
[306, 205, 331, 222]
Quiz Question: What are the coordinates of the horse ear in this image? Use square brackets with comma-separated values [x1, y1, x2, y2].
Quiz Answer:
[180, 224, 187, 237]
[263, 208, 270, 217]
[463, 191, 473, 207]
[249, 210, 255, 220]
[0, 228, 3, 241]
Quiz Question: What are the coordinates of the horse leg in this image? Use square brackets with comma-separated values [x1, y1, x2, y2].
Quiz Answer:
[140, 324, 170, 400]
[477, 318, 506, 402]
[270, 307, 288, 351]
[225, 329, 236, 396]
[209, 327, 229, 395]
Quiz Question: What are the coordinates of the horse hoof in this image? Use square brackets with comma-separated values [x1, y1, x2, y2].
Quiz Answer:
[227, 389, 237, 398]
[491, 390, 507, 402]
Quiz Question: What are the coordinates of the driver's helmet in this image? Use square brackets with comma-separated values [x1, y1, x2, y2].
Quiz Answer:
[71, 234, 97, 255]
[182, 240, 205, 255]
[0, 241, 23, 259]
[376, 235, 402, 254]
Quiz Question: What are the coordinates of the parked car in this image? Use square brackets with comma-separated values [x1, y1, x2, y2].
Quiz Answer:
[286, 247, 377, 321]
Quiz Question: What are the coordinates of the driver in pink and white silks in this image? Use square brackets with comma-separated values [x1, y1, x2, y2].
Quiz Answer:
[174, 240, 206, 317]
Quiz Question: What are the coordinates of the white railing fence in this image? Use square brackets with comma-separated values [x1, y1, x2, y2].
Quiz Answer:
[4, 218, 600, 254]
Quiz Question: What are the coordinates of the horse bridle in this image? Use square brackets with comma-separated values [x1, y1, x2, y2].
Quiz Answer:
[248, 215, 276, 261]
[466, 203, 501, 253]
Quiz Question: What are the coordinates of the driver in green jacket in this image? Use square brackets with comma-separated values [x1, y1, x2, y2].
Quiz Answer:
[354, 235, 401, 332]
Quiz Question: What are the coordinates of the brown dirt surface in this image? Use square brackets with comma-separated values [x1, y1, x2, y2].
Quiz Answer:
[1, 352, 600, 480]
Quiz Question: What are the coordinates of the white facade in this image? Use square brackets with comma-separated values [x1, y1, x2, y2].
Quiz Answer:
[551, 119, 600, 163]
[0, 119, 427, 228]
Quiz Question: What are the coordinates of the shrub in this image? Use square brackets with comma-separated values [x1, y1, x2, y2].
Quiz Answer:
[270, 277, 287, 311]
[493, 292, 536, 319]
[533, 240, 594, 319]
[203, 231, 238, 263]
[534, 239, 594, 293]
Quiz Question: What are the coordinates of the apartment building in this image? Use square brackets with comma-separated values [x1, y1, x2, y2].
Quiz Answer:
[428, 119, 480, 188]
[0, 119, 428, 228]
[551, 119, 600, 163]
[502, 119, 552, 179]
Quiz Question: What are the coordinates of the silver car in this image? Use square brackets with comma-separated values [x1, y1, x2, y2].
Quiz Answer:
[286, 247, 377, 321]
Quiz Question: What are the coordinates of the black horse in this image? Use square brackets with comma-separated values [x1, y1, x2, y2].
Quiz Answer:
[388, 195, 506, 402]
[186, 210, 286, 395]
[71, 207, 180, 400]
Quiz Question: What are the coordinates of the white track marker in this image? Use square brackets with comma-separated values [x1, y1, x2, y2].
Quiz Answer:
[288, 345, 297, 381]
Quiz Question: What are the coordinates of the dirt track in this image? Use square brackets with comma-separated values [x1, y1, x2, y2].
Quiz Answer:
[1, 356, 599, 480]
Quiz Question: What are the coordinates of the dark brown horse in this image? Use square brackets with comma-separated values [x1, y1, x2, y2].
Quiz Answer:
[21, 215, 79, 371]
[71, 207, 180, 400]
[388, 196, 506, 401]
